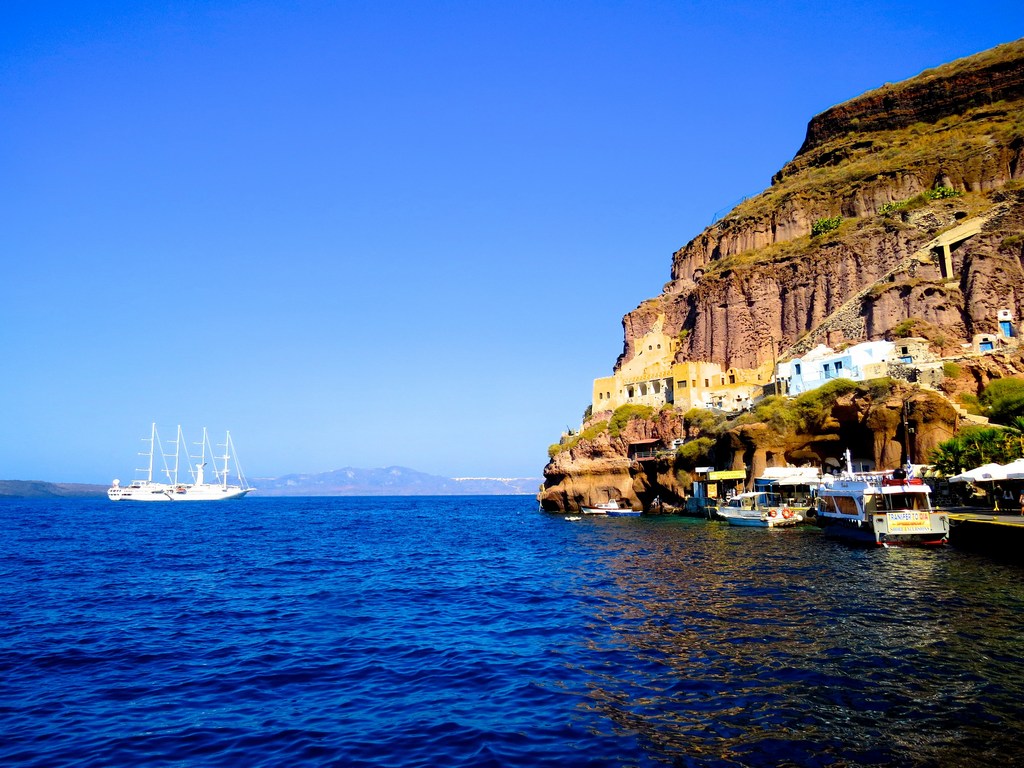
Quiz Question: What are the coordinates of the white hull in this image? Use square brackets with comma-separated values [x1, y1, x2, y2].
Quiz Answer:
[107, 482, 174, 502]
[109, 424, 253, 503]
[107, 482, 251, 502]
[167, 484, 251, 501]
[718, 510, 802, 528]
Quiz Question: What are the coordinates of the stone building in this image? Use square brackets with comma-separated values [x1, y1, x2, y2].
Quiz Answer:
[592, 317, 770, 414]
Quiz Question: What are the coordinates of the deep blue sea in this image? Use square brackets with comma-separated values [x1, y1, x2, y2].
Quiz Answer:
[2, 496, 1024, 767]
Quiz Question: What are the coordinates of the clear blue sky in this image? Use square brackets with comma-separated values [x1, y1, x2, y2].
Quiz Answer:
[2, 1, 1021, 483]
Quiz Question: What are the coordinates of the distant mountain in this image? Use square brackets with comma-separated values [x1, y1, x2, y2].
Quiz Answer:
[253, 466, 542, 496]
[0, 468, 542, 499]
[0, 480, 107, 498]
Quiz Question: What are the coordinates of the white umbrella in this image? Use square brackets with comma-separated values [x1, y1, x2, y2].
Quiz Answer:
[1002, 459, 1024, 480]
[948, 463, 1008, 483]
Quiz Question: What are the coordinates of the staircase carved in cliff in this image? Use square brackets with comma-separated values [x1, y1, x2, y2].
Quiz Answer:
[781, 209, 1003, 361]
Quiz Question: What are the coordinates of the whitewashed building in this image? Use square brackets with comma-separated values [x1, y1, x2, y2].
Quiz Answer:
[776, 341, 895, 396]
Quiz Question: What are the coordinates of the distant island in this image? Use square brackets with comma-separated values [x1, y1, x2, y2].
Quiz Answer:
[0, 468, 542, 499]
[253, 467, 541, 496]
[0, 480, 109, 498]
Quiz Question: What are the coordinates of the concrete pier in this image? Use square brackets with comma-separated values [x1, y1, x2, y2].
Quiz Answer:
[946, 510, 1024, 560]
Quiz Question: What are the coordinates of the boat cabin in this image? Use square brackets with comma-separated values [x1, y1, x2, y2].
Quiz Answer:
[724, 491, 782, 511]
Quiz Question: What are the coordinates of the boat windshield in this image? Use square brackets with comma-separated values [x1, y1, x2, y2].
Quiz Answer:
[726, 492, 781, 510]
[878, 491, 930, 511]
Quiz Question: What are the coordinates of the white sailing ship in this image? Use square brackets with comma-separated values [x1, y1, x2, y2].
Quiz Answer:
[108, 424, 253, 502]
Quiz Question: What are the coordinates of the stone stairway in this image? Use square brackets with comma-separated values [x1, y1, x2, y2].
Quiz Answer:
[782, 210, 1000, 361]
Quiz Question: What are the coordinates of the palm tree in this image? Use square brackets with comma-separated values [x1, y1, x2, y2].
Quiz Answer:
[1001, 416, 1024, 460]
[930, 437, 968, 477]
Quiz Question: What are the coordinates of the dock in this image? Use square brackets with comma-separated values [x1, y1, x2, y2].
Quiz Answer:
[946, 509, 1024, 561]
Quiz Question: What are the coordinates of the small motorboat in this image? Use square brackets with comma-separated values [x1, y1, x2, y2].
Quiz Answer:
[581, 498, 640, 516]
[716, 491, 802, 528]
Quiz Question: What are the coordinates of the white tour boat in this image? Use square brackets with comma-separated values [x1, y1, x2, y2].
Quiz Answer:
[816, 451, 947, 546]
[716, 491, 802, 528]
[108, 424, 253, 502]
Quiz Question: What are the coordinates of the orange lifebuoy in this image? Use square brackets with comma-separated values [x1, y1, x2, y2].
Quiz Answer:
[782, 507, 793, 519]
[769, 509, 778, 518]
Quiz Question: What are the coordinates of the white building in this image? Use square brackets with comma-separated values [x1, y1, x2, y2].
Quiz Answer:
[776, 341, 895, 396]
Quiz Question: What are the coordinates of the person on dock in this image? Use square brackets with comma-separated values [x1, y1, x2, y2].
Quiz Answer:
[1018, 491, 1024, 516]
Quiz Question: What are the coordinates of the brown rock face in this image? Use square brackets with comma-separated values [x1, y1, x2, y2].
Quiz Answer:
[623, 39, 1024, 374]
[798, 41, 1024, 156]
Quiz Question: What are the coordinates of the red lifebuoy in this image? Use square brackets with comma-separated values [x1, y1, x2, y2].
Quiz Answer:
[782, 507, 793, 519]
[769, 509, 778, 518]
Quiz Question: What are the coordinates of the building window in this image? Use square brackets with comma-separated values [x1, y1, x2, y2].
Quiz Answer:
[823, 364, 833, 380]
[729, 374, 736, 384]
[795, 364, 801, 375]
[627, 387, 634, 397]
[678, 380, 687, 389]
[835, 361, 843, 371]
[704, 379, 709, 387]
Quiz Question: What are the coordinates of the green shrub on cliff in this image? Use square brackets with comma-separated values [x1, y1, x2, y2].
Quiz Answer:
[676, 437, 715, 467]
[925, 185, 962, 200]
[794, 378, 858, 431]
[858, 376, 895, 401]
[683, 408, 726, 436]
[609, 404, 654, 437]
[879, 199, 909, 215]
[811, 216, 842, 237]
[751, 395, 800, 432]
[979, 377, 1024, 424]
[548, 419, 609, 459]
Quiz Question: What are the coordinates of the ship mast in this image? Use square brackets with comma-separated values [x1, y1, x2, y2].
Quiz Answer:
[162, 425, 184, 485]
[137, 422, 157, 482]
[219, 431, 232, 489]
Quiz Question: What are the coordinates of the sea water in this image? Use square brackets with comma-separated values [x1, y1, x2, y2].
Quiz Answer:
[1, 496, 1023, 767]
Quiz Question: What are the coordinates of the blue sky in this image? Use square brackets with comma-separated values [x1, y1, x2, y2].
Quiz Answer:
[2, 1, 1022, 483]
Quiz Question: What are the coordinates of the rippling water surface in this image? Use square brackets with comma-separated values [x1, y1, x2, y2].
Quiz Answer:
[2, 496, 1024, 767]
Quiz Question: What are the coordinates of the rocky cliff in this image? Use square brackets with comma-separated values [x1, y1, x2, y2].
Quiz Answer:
[540, 39, 1024, 513]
